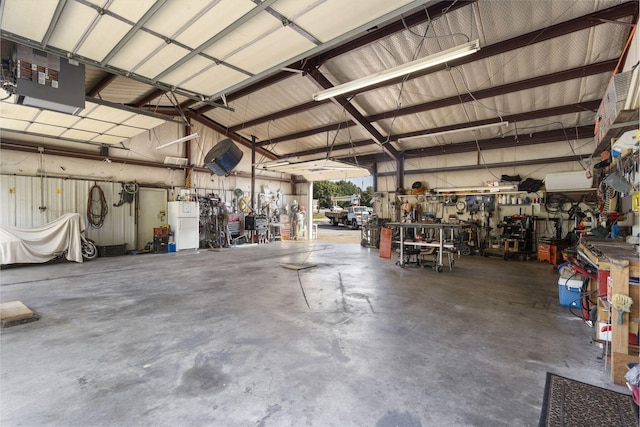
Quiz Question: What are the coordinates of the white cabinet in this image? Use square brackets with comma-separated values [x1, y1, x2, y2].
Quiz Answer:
[168, 201, 199, 250]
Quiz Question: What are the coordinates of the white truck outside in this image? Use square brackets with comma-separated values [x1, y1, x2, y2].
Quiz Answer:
[325, 205, 371, 229]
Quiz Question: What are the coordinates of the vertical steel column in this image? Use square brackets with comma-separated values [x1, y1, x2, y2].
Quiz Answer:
[397, 157, 404, 191]
[251, 135, 256, 211]
[185, 123, 192, 187]
[372, 162, 378, 192]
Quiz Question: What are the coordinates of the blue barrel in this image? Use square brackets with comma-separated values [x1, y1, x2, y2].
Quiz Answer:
[204, 138, 243, 176]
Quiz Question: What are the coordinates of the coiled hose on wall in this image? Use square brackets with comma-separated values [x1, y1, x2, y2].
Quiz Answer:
[87, 183, 108, 229]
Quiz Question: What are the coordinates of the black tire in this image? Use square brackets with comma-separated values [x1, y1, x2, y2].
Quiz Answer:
[82, 238, 98, 260]
[330, 218, 337, 226]
[352, 219, 358, 230]
[436, 265, 443, 273]
[459, 245, 471, 256]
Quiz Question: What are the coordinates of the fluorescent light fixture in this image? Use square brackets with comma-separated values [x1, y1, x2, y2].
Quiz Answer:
[433, 184, 518, 193]
[312, 40, 480, 101]
[163, 156, 189, 166]
[259, 160, 290, 168]
[156, 133, 199, 150]
[399, 121, 509, 142]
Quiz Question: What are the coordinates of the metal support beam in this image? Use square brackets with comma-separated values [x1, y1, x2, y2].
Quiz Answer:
[305, 70, 401, 162]
[87, 73, 118, 97]
[375, 154, 592, 177]
[335, 125, 595, 168]
[41, 0, 68, 48]
[194, 1, 471, 115]
[132, 89, 165, 108]
[395, 101, 601, 143]
[400, 125, 596, 157]
[256, 121, 353, 147]
[251, 135, 256, 212]
[306, 68, 406, 193]
[101, 0, 168, 66]
[271, 100, 601, 159]
[0, 31, 233, 111]
[372, 162, 378, 193]
[262, 60, 612, 148]
[152, 0, 278, 82]
[187, 112, 277, 160]
[229, 100, 331, 133]
[0, 139, 293, 183]
[309, 2, 638, 97]
[370, 60, 615, 124]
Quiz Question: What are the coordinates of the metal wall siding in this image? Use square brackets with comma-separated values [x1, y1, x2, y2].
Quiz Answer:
[0, 176, 136, 249]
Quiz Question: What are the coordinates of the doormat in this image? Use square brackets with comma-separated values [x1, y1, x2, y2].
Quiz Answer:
[539, 372, 638, 427]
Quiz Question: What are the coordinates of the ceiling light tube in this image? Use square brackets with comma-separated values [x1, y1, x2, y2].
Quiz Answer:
[312, 39, 480, 101]
[399, 121, 509, 142]
[156, 133, 199, 150]
[261, 160, 290, 168]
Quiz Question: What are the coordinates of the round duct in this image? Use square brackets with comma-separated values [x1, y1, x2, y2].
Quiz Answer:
[204, 139, 243, 176]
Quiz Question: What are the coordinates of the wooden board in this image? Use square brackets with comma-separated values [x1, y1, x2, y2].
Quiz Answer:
[611, 351, 640, 385]
[379, 227, 392, 259]
[0, 301, 39, 328]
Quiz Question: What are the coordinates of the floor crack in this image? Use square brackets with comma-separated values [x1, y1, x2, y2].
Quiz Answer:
[297, 271, 310, 309]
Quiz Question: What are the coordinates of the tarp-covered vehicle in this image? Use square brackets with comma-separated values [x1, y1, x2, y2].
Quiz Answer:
[0, 213, 97, 265]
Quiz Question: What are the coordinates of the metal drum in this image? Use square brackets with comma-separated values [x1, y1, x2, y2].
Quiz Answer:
[204, 138, 243, 176]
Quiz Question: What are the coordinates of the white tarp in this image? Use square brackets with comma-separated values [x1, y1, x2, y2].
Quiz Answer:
[0, 213, 84, 265]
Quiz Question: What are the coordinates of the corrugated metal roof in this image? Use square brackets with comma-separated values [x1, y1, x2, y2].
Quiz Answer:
[0, 0, 637, 181]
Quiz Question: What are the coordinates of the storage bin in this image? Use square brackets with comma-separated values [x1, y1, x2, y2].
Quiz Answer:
[558, 278, 584, 307]
[168, 242, 176, 252]
[153, 237, 168, 253]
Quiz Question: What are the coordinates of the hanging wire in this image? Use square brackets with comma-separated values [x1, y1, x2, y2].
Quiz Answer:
[445, 67, 502, 181]
[87, 183, 108, 229]
[383, 14, 432, 147]
[450, 66, 505, 121]
[326, 120, 342, 159]
[344, 112, 360, 168]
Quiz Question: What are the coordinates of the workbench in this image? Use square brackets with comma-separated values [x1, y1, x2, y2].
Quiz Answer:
[388, 223, 472, 272]
[579, 237, 640, 385]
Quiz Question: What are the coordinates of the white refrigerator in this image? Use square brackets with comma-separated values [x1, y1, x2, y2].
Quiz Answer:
[168, 201, 199, 250]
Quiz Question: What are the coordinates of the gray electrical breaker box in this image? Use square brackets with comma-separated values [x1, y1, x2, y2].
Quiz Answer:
[15, 44, 85, 115]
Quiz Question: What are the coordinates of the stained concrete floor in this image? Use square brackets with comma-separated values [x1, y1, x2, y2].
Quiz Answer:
[0, 236, 631, 426]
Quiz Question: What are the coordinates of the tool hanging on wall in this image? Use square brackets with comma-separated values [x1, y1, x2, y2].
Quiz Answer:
[611, 294, 633, 325]
[113, 182, 135, 207]
[238, 195, 252, 214]
[87, 183, 108, 229]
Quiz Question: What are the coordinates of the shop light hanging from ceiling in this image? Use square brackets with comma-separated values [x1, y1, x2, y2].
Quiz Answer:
[312, 39, 480, 101]
[156, 133, 199, 150]
[398, 121, 510, 142]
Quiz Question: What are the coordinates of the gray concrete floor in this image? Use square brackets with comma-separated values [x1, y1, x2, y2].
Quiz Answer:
[0, 234, 630, 426]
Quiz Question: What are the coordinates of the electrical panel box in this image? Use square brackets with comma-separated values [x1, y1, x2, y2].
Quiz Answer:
[15, 44, 85, 114]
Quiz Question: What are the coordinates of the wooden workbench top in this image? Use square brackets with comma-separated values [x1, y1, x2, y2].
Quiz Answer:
[580, 238, 639, 271]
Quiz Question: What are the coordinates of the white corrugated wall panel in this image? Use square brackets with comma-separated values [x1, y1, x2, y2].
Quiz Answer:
[0, 176, 136, 249]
